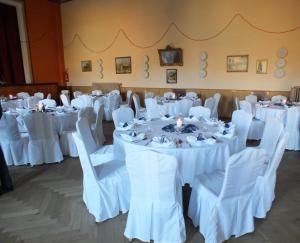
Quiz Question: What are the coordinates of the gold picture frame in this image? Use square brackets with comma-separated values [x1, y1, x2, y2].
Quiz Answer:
[166, 69, 177, 84]
[115, 56, 132, 74]
[158, 47, 183, 66]
[227, 55, 248, 72]
[256, 59, 268, 74]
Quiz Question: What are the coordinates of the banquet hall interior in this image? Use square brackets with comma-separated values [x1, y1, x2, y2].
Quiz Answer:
[0, 0, 300, 242]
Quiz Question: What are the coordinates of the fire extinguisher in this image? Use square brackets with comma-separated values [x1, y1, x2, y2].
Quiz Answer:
[64, 69, 69, 82]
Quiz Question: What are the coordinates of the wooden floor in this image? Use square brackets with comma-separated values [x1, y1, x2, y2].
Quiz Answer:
[0, 122, 300, 243]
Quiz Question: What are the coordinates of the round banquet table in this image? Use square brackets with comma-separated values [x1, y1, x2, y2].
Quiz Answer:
[113, 119, 240, 186]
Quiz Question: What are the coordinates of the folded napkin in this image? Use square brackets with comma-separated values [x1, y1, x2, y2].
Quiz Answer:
[184, 115, 199, 122]
[204, 117, 218, 125]
[151, 136, 174, 148]
[162, 124, 176, 133]
[116, 122, 133, 131]
[214, 127, 235, 139]
[134, 117, 147, 124]
[160, 114, 174, 121]
[187, 135, 216, 146]
[181, 124, 199, 133]
[120, 132, 145, 142]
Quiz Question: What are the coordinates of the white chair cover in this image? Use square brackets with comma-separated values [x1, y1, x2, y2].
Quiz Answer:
[78, 107, 96, 127]
[91, 89, 103, 96]
[38, 99, 57, 108]
[212, 93, 221, 119]
[146, 104, 167, 120]
[252, 133, 289, 218]
[73, 91, 83, 98]
[132, 94, 146, 118]
[110, 89, 120, 95]
[232, 110, 252, 150]
[17, 92, 30, 99]
[189, 106, 211, 119]
[188, 147, 268, 243]
[91, 101, 105, 146]
[271, 95, 287, 104]
[46, 93, 52, 99]
[144, 92, 155, 99]
[174, 99, 193, 117]
[26, 96, 39, 109]
[60, 94, 70, 107]
[239, 100, 265, 140]
[104, 94, 121, 121]
[234, 96, 240, 110]
[245, 94, 257, 104]
[204, 97, 214, 117]
[258, 118, 284, 158]
[186, 91, 198, 99]
[163, 91, 175, 99]
[34, 92, 44, 100]
[23, 112, 63, 165]
[79, 94, 93, 107]
[121, 90, 133, 107]
[0, 114, 28, 166]
[285, 107, 300, 150]
[125, 150, 186, 243]
[71, 98, 84, 109]
[72, 130, 129, 222]
[144, 97, 157, 109]
[112, 107, 134, 127]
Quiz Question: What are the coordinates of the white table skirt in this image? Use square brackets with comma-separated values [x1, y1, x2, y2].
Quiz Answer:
[113, 119, 240, 186]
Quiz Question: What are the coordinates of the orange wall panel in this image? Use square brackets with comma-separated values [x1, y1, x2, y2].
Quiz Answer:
[24, 0, 65, 85]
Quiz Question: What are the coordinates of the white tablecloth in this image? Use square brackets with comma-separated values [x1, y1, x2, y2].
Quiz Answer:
[113, 119, 239, 186]
[255, 105, 287, 125]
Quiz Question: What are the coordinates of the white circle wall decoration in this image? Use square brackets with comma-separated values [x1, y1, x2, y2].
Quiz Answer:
[274, 68, 286, 78]
[96, 58, 104, 79]
[277, 47, 288, 58]
[200, 51, 208, 61]
[199, 70, 207, 79]
[143, 55, 150, 79]
[276, 58, 286, 68]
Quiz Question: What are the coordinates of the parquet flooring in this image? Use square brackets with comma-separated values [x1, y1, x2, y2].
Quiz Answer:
[0, 122, 299, 243]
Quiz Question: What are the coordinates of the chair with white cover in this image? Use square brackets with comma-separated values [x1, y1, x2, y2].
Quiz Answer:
[211, 93, 221, 119]
[46, 93, 52, 99]
[0, 114, 28, 166]
[79, 94, 93, 107]
[258, 118, 284, 158]
[271, 95, 287, 104]
[163, 91, 175, 99]
[188, 147, 269, 243]
[174, 99, 193, 117]
[78, 107, 96, 127]
[144, 92, 155, 99]
[91, 100, 105, 146]
[60, 94, 70, 107]
[234, 96, 240, 110]
[26, 96, 39, 109]
[104, 94, 121, 121]
[121, 90, 133, 108]
[73, 118, 130, 222]
[125, 150, 186, 243]
[71, 98, 84, 109]
[132, 94, 146, 118]
[23, 112, 63, 165]
[245, 94, 257, 104]
[144, 97, 157, 109]
[239, 100, 265, 140]
[73, 91, 83, 99]
[34, 92, 44, 100]
[189, 106, 211, 119]
[204, 97, 215, 117]
[231, 110, 252, 150]
[110, 89, 120, 95]
[112, 107, 134, 128]
[38, 99, 57, 108]
[17, 92, 30, 99]
[186, 91, 198, 99]
[252, 133, 289, 218]
[144, 98, 166, 120]
[285, 106, 300, 150]
[91, 89, 103, 96]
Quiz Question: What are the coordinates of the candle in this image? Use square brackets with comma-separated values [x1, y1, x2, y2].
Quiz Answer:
[9, 94, 13, 99]
[172, 93, 176, 99]
[176, 117, 183, 128]
[38, 103, 44, 112]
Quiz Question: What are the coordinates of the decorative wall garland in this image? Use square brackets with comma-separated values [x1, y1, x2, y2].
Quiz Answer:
[21, 13, 300, 53]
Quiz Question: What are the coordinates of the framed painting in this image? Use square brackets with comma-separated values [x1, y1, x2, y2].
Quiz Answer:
[166, 69, 177, 84]
[227, 55, 248, 72]
[115, 56, 132, 74]
[256, 59, 268, 74]
[81, 60, 92, 72]
[158, 47, 183, 66]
